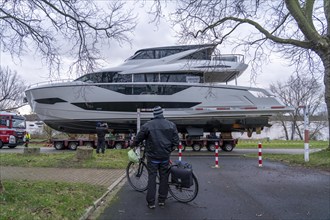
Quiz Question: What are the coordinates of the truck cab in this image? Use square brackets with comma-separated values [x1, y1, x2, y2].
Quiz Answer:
[0, 112, 26, 148]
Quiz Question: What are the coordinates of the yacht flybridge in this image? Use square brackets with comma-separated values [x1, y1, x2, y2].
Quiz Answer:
[25, 44, 292, 135]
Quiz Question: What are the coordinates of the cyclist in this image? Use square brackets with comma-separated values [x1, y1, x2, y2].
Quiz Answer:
[133, 106, 179, 209]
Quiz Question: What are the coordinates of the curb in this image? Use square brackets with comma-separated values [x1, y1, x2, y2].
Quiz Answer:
[79, 172, 127, 220]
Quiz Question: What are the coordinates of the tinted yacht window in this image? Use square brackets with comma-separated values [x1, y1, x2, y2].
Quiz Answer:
[133, 50, 155, 59]
[160, 72, 203, 83]
[134, 73, 159, 82]
[181, 48, 213, 60]
[156, 49, 182, 58]
[113, 74, 132, 82]
[75, 72, 117, 83]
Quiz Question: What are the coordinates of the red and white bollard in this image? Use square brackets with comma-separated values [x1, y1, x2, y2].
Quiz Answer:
[258, 142, 263, 167]
[178, 142, 182, 161]
[215, 142, 219, 168]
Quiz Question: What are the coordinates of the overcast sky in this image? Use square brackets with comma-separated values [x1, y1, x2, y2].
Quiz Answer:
[2, 16, 294, 87]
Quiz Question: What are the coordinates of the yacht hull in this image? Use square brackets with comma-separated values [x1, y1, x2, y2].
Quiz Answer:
[25, 83, 292, 134]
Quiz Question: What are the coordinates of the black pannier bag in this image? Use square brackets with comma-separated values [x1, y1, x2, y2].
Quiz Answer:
[171, 161, 193, 188]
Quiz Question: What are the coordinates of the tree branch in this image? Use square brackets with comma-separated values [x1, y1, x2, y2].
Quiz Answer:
[285, 0, 327, 48]
[195, 16, 312, 48]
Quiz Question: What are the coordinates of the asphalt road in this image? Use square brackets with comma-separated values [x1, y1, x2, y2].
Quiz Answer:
[99, 156, 330, 220]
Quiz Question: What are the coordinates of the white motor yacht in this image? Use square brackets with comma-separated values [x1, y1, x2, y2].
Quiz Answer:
[25, 44, 292, 135]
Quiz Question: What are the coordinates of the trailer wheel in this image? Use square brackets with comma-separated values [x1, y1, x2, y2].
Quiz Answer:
[54, 142, 64, 150]
[223, 143, 234, 152]
[192, 143, 202, 151]
[84, 142, 94, 148]
[68, 142, 79, 150]
[115, 143, 123, 149]
[0, 141, 3, 149]
[207, 144, 216, 152]
[247, 128, 253, 138]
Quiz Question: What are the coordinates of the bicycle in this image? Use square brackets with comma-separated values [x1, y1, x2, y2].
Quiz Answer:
[126, 147, 199, 203]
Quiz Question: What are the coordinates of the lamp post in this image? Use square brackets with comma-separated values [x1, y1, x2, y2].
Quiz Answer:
[300, 105, 309, 162]
[137, 108, 141, 133]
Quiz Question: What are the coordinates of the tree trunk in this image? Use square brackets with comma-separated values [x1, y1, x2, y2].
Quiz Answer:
[0, 180, 4, 194]
[290, 121, 295, 140]
[318, 50, 330, 149]
[280, 120, 289, 140]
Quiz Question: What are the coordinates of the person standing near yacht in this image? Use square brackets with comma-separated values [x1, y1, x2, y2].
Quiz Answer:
[96, 122, 109, 155]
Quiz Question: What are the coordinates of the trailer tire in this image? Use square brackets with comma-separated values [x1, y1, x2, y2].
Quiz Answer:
[115, 143, 123, 149]
[68, 142, 79, 150]
[223, 143, 234, 152]
[207, 144, 216, 152]
[0, 141, 3, 149]
[192, 143, 202, 151]
[54, 142, 64, 150]
[247, 128, 253, 138]
[84, 142, 94, 148]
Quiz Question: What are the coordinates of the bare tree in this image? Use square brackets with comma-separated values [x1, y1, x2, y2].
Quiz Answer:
[270, 74, 327, 140]
[0, 66, 27, 111]
[0, 0, 137, 77]
[149, 0, 330, 147]
[42, 124, 54, 143]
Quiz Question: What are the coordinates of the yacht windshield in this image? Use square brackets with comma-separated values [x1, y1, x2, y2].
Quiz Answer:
[131, 49, 183, 59]
[129, 44, 216, 60]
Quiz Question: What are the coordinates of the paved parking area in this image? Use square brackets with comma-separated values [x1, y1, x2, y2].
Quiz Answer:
[0, 166, 125, 187]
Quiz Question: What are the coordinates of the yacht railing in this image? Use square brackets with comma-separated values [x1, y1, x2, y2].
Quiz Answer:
[27, 79, 74, 89]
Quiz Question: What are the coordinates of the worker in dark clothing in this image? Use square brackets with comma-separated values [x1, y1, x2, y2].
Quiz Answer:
[96, 122, 108, 154]
[133, 106, 180, 209]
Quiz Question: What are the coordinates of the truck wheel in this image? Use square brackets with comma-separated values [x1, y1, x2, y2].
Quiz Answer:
[207, 144, 216, 152]
[68, 142, 79, 150]
[54, 142, 64, 150]
[115, 143, 123, 149]
[0, 141, 3, 149]
[8, 145, 17, 148]
[192, 143, 202, 151]
[223, 143, 234, 152]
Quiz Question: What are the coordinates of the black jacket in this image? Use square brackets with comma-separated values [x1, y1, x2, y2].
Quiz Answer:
[96, 127, 108, 140]
[134, 116, 179, 160]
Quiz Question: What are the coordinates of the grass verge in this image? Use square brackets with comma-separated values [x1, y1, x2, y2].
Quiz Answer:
[0, 180, 106, 220]
[245, 148, 330, 171]
[0, 149, 129, 219]
[236, 140, 328, 149]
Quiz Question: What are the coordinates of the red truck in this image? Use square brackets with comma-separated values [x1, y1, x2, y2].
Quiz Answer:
[0, 111, 26, 149]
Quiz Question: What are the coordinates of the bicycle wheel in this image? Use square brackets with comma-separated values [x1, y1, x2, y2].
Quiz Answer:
[126, 161, 148, 192]
[168, 172, 199, 203]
